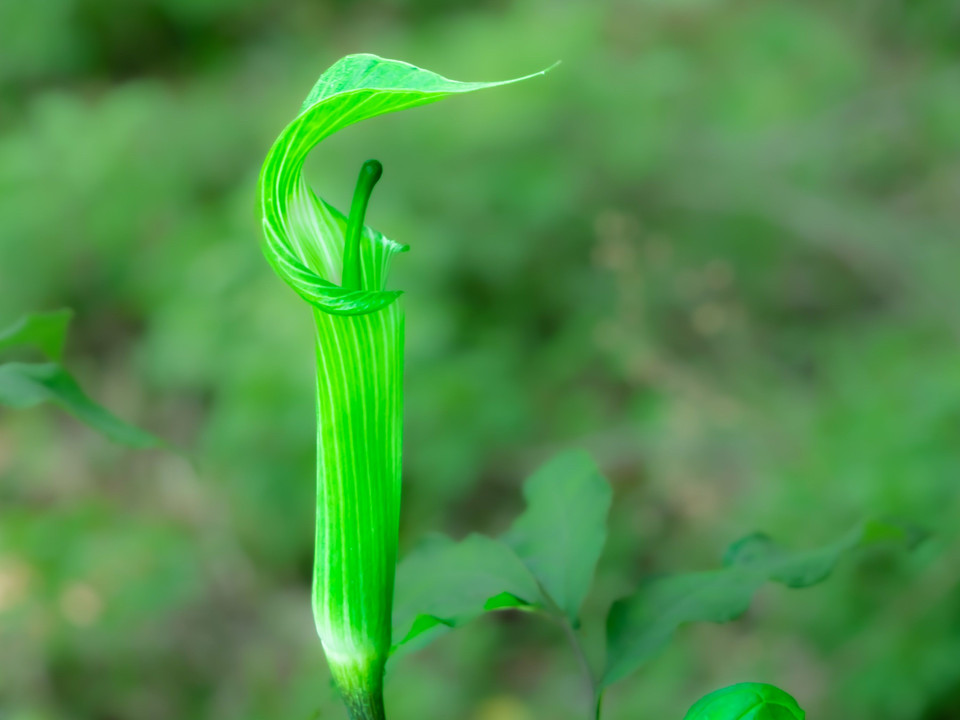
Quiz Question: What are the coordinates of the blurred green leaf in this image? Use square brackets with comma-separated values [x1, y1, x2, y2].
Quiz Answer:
[0, 361, 161, 448]
[722, 519, 916, 586]
[503, 449, 612, 624]
[602, 520, 912, 686]
[393, 450, 613, 652]
[392, 533, 541, 650]
[0, 308, 72, 360]
[683, 683, 805, 720]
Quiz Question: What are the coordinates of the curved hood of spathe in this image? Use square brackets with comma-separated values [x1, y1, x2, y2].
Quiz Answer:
[257, 53, 550, 316]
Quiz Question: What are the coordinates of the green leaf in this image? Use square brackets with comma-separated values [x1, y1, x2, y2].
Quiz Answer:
[391, 450, 612, 656]
[503, 449, 612, 623]
[684, 683, 805, 720]
[0, 309, 163, 449]
[602, 520, 911, 687]
[0, 309, 73, 360]
[257, 53, 552, 316]
[392, 533, 541, 650]
[0, 362, 161, 448]
[721, 519, 911, 586]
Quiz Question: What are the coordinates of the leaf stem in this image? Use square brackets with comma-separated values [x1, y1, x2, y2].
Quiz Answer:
[558, 616, 603, 720]
[537, 590, 603, 720]
[342, 159, 383, 291]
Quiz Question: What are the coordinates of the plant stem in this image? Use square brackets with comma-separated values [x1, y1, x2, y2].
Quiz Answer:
[342, 159, 383, 290]
[343, 686, 387, 720]
[537, 589, 602, 720]
[558, 617, 603, 720]
[330, 658, 389, 720]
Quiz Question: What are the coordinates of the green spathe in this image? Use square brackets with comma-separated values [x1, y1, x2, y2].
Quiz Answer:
[256, 54, 549, 719]
[684, 683, 805, 720]
[257, 53, 550, 317]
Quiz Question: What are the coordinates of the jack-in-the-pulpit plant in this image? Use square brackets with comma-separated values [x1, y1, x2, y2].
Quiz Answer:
[256, 54, 548, 719]
[258, 53, 917, 720]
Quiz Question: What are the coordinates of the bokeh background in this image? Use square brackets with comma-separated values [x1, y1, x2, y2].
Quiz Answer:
[2, 0, 959, 718]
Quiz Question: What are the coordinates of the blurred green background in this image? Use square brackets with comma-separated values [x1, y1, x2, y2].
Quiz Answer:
[2, 0, 959, 718]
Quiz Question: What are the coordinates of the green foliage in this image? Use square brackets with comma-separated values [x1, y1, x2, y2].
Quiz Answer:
[0, 311, 160, 448]
[603, 520, 912, 686]
[394, 450, 610, 650]
[396, 447, 912, 716]
[393, 533, 540, 647]
[0, 308, 72, 360]
[3, 2, 958, 719]
[503, 449, 612, 624]
[683, 683, 804, 720]
[0, 362, 159, 449]
[722, 521, 915, 587]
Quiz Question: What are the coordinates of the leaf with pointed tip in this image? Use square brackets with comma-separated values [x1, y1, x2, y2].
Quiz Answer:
[0, 362, 161, 448]
[390, 450, 613, 656]
[503, 449, 612, 624]
[602, 520, 912, 687]
[0, 309, 73, 360]
[721, 519, 912, 586]
[392, 533, 541, 651]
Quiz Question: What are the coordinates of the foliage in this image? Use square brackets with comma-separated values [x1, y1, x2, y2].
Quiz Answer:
[396, 448, 912, 716]
[603, 520, 912, 687]
[255, 55, 913, 716]
[683, 683, 804, 720]
[394, 450, 610, 648]
[0, 310, 160, 448]
[2, 1, 959, 719]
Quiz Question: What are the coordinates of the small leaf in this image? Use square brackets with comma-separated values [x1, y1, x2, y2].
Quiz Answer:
[483, 591, 533, 611]
[0, 362, 161, 448]
[602, 520, 910, 687]
[722, 519, 909, 587]
[391, 451, 613, 655]
[503, 449, 612, 623]
[392, 533, 541, 650]
[0, 309, 73, 361]
[684, 683, 805, 720]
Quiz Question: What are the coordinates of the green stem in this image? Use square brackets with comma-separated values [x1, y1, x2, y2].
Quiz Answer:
[537, 588, 602, 720]
[335, 667, 387, 720]
[344, 690, 386, 720]
[558, 617, 603, 720]
[341, 159, 383, 291]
